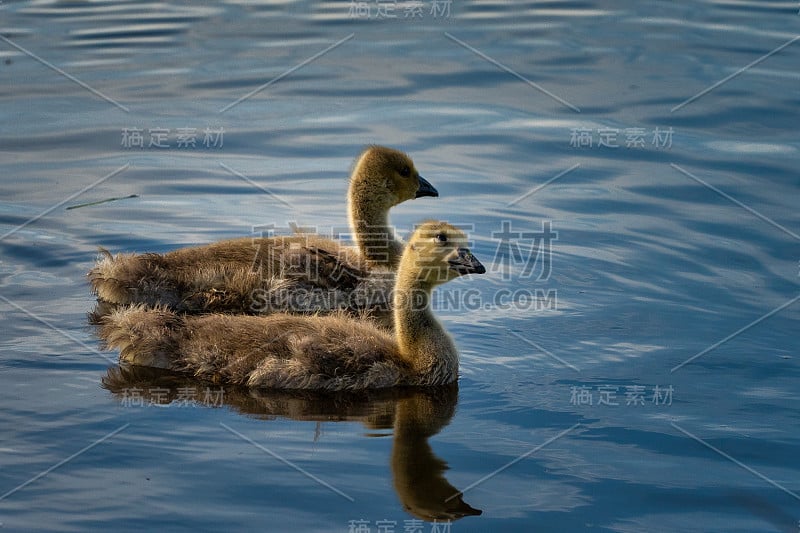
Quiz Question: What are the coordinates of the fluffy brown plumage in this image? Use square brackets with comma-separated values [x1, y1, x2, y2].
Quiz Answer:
[99, 221, 485, 391]
[88, 146, 437, 319]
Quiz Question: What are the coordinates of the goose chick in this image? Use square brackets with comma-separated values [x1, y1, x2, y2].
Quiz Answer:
[88, 146, 437, 317]
[99, 221, 485, 391]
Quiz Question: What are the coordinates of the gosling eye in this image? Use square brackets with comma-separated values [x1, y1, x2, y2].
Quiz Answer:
[399, 165, 411, 178]
[434, 233, 448, 245]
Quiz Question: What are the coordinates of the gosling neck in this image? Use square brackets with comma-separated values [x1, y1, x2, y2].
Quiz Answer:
[393, 272, 458, 383]
[348, 178, 403, 269]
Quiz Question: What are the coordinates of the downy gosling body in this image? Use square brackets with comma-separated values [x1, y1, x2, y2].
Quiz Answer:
[99, 221, 485, 390]
[88, 146, 437, 317]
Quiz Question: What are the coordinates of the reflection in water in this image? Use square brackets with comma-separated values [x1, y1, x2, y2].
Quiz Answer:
[390, 387, 482, 521]
[102, 365, 482, 522]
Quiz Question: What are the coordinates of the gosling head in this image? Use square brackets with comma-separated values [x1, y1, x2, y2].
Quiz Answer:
[350, 146, 438, 210]
[403, 221, 486, 287]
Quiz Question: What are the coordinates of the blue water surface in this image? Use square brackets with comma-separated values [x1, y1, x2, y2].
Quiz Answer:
[1, 1, 799, 531]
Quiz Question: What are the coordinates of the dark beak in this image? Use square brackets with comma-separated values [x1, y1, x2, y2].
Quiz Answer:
[415, 175, 439, 199]
[448, 248, 486, 275]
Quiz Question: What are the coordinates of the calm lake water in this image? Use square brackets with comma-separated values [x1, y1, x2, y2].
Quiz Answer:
[1, 0, 799, 531]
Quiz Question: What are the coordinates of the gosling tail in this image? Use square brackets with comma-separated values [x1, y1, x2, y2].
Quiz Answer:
[99, 305, 182, 369]
[87, 299, 121, 325]
[88, 249, 181, 307]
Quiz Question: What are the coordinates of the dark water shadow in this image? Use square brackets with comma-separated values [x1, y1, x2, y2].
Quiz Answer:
[102, 365, 482, 523]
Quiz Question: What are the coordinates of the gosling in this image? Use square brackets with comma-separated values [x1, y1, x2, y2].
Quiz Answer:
[99, 221, 485, 391]
[88, 146, 438, 317]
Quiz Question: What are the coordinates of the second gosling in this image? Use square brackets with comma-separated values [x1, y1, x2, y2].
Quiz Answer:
[88, 146, 438, 316]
